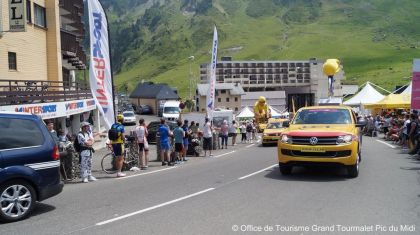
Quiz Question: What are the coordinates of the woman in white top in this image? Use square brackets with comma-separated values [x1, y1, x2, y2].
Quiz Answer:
[135, 118, 149, 170]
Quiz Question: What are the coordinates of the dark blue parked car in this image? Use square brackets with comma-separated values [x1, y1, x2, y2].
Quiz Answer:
[0, 112, 63, 222]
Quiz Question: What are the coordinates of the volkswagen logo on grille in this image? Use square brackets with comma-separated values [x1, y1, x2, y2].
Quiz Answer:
[309, 137, 318, 145]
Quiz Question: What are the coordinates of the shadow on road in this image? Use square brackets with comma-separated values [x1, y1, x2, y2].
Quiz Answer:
[264, 166, 349, 182]
[31, 202, 56, 217]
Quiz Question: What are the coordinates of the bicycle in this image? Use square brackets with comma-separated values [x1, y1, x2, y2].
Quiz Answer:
[101, 136, 139, 174]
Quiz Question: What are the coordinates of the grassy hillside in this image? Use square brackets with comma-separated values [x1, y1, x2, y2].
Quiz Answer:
[99, 0, 420, 97]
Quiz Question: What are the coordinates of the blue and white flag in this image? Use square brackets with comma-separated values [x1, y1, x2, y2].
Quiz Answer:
[206, 26, 218, 120]
[87, 0, 114, 129]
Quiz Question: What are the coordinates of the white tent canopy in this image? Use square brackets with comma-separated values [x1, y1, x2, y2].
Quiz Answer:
[401, 82, 412, 95]
[236, 106, 254, 119]
[269, 106, 282, 118]
[343, 82, 385, 106]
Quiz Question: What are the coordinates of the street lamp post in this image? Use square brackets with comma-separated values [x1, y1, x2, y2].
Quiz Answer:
[188, 55, 195, 100]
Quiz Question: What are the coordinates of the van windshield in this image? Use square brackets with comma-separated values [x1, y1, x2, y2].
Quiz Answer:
[164, 107, 180, 114]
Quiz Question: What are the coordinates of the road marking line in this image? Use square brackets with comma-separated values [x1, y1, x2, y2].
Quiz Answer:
[376, 140, 397, 149]
[116, 167, 178, 180]
[96, 188, 215, 226]
[246, 144, 255, 148]
[238, 164, 278, 180]
[214, 151, 236, 158]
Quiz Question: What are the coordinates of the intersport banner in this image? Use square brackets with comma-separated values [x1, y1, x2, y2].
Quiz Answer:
[206, 26, 218, 120]
[88, 0, 114, 129]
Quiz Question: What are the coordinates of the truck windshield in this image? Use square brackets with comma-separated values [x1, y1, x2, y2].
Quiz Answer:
[292, 109, 352, 124]
[164, 107, 180, 114]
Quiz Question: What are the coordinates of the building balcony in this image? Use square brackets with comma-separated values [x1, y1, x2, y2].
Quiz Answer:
[0, 80, 92, 106]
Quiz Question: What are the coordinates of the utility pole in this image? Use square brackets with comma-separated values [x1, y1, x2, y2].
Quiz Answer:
[188, 55, 195, 99]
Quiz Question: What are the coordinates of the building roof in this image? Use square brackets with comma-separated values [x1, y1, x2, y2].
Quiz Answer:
[197, 83, 245, 96]
[129, 82, 179, 100]
[242, 91, 286, 100]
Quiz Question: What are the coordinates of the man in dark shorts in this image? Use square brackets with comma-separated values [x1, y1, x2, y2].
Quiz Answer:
[111, 115, 126, 177]
[203, 117, 213, 157]
[173, 120, 185, 164]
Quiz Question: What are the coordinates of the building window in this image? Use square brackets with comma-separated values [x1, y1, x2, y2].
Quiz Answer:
[8, 52, 17, 70]
[34, 4, 46, 27]
[235, 107, 239, 111]
[235, 97, 238, 102]
[226, 98, 230, 102]
[26, 0, 32, 23]
[221, 90, 226, 94]
[218, 98, 221, 102]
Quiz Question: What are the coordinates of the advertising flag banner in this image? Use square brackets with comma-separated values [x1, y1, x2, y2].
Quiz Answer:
[206, 26, 218, 120]
[411, 59, 420, 109]
[88, 0, 114, 129]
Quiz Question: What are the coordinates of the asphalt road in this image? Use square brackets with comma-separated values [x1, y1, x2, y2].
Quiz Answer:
[1, 136, 419, 235]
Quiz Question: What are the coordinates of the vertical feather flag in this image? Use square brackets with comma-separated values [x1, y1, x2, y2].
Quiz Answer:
[206, 26, 218, 120]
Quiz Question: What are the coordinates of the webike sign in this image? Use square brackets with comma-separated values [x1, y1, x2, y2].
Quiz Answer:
[0, 99, 97, 119]
[88, 0, 114, 129]
[8, 0, 26, 32]
[411, 59, 420, 109]
[206, 26, 218, 120]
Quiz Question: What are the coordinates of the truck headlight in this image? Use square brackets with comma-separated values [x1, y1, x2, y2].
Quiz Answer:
[281, 134, 290, 143]
[337, 135, 353, 144]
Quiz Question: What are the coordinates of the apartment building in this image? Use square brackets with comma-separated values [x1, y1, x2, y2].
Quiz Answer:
[200, 57, 344, 110]
[195, 83, 245, 112]
[60, 0, 86, 87]
[0, 0, 97, 136]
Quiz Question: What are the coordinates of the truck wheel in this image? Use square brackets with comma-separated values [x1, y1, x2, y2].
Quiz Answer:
[279, 164, 292, 175]
[0, 180, 36, 222]
[347, 154, 360, 178]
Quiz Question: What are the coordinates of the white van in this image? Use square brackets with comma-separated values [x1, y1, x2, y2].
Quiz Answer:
[162, 100, 180, 121]
[212, 109, 234, 128]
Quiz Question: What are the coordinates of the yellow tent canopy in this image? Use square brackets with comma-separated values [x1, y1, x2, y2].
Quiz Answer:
[364, 93, 411, 109]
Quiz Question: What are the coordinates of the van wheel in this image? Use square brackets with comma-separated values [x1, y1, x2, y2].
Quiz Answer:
[347, 154, 360, 178]
[0, 180, 36, 222]
[279, 164, 292, 175]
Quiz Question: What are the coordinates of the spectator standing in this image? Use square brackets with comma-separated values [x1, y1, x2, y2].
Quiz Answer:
[408, 114, 419, 154]
[401, 114, 410, 150]
[78, 122, 96, 183]
[47, 122, 59, 143]
[135, 118, 149, 170]
[190, 121, 198, 137]
[246, 121, 253, 143]
[203, 118, 213, 157]
[383, 115, 391, 138]
[173, 120, 185, 164]
[240, 122, 247, 143]
[158, 119, 173, 166]
[182, 120, 190, 161]
[229, 120, 238, 146]
[252, 119, 257, 141]
[110, 115, 126, 177]
[220, 120, 229, 149]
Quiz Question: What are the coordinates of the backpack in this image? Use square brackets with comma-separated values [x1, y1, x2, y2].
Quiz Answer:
[108, 124, 120, 141]
[73, 132, 82, 152]
[246, 124, 253, 132]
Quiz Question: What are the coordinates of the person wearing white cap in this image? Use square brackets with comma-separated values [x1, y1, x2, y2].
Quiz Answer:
[78, 122, 96, 183]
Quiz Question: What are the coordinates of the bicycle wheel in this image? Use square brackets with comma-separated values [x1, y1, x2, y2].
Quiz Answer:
[123, 148, 138, 171]
[101, 152, 117, 174]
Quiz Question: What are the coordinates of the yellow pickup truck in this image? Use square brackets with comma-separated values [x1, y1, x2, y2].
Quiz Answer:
[277, 106, 366, 178]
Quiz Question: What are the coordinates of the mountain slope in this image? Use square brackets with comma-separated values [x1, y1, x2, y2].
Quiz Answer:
[99, 0, 420, 97]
